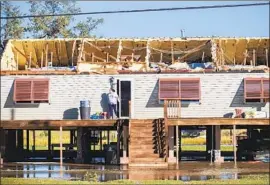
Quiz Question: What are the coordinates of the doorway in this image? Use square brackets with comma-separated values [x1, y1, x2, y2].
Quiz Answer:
[117, 80, 132, 118]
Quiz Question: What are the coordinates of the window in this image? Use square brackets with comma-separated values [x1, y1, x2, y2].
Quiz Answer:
[244, 78, 269, 103]
[14, 78, 50, 103]
[159, 78, 201, 100]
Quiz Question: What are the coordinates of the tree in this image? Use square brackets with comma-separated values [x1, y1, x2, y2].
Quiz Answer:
[27, 1, 103, 38]
[73, 17, 103, 38]
[0, 1, 24, 48]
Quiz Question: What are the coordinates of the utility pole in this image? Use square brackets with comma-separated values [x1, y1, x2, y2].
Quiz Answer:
[180, 29, 185, 38]
[0, 1, 2, 47]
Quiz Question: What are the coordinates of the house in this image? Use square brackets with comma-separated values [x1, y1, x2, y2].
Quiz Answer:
[0, 37, 269, 166]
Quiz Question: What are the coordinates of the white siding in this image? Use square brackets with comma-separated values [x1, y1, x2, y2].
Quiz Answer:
[1, 73, 269, 120]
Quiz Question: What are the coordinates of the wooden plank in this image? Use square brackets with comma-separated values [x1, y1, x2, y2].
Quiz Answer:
[50, 52, 53, 67]
[60, 126, 63, 171]
[243, 49, 248, 65]
[116, 40, 122, 62]
[16, 53, 19, 70]
[233, 124, 237, 167]
[176, 125, 179, 165]
[71, 40, 76, 66]
[266, 48, 268, 67]
[29, 52, 32, 68]
[41, 52, 44, 68]
[85, 40, 117, 61]
[1, 118, 268, 129]
[1, 70, 77, 76]
[168, 118, 269, 126]
[45, 43, 48, 67]
[253, 49, 256, 66]
[171, 41, 174, 64]
[1, 120, 117, 129]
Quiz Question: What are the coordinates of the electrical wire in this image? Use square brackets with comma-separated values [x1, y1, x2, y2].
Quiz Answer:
[0, 2, 269, 19]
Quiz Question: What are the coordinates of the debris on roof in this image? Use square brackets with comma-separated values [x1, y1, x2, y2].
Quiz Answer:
[1, 37, 269, 74]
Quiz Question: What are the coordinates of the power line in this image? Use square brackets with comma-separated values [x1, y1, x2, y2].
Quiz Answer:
[0, 2, 269, 19]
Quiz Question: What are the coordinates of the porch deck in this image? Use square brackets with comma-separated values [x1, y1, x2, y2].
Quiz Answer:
[1, 118, 268, 129]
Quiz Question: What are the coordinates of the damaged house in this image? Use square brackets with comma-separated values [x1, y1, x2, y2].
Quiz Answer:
[0, 37, 269, 166]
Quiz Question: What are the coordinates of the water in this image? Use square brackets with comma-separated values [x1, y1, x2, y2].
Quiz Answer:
[1, 162, 269, 182]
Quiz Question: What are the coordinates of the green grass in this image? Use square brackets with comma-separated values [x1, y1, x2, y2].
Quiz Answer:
[181, 145, 233, 151]
[24, 130, 117, 151]
[1, 174, 269, 184]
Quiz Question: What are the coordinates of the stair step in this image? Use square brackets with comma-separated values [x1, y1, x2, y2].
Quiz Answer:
[130, 141, 155, 145]
[129, 151, 158, 155]
[130, 126, 154, 129]
[130, 135, 155, 138]
[130, 129, 154, 134]
[130, 153, 158, 158]
[130, 157, 165, 163]
[129, 162, 168, 167]
[130, 135, 154, 138]
[130, 119, 154, 124]
[129, 144, 155, 149]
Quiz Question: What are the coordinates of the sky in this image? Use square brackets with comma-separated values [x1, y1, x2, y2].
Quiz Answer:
[5, 1, 270, 38]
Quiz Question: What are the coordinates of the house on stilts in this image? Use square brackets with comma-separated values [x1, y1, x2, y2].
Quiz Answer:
[0, 37, 269, 166]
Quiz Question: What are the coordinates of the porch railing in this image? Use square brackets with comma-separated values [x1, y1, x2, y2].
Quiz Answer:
[164, 100, 181, 119]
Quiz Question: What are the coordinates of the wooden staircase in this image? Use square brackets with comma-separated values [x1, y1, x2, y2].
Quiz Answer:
[129, 119, 167, 167]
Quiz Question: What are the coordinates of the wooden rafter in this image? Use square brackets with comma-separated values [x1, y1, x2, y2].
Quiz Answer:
[84, 40, 117, 61]
[45, 42, 48, 67]
[77, 39, 85, 63]
[116, 40, 122, 62]
[266, 48, 269, 67]
[145, 39, 150, 71]
[171, 40, 174, 63]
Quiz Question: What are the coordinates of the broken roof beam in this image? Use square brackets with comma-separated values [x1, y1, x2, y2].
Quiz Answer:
[171, 40, 175, 64]
[71, 40, 77, 66]
[266, 48, 269, 67]
[116, 40, 122, 62]
[77, 39, 85, 63]
[84, 40, 117, 62]
[145, 39, 150, 71]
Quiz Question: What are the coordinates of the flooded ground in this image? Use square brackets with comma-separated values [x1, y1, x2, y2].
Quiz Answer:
[1, 162, 269, 182]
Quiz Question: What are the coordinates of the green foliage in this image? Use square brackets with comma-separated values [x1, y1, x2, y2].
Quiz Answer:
[27, 1, 103, 38]
[83, 171, 98, 182]
[72, 17, 104, 38]
[0, 1, 24, 45]
[0, 1, 103, 42]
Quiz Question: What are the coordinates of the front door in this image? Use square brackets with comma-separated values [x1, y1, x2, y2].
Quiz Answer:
[117, 80, 132, 118]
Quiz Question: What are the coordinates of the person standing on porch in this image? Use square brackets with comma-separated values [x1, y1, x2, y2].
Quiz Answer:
[108, 88, 119, 119]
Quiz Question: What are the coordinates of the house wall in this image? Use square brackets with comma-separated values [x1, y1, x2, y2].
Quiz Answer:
[1, 73, 269, 120]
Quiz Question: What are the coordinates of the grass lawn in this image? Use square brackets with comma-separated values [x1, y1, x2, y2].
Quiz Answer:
[1, 174, 269, 184]
[181, 145, 233, 151]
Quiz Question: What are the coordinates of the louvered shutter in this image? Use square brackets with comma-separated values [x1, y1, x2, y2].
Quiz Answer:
[14, 79, 32, 102]
[159, 78, 201, 100]
[159, 80, 180, 99]
[262, 79, 269, 99]
[180, 79, 200, 100]
[13, 78, 49, 103]
[32, 79, 49, 101]
[244, 78, 262, 99]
